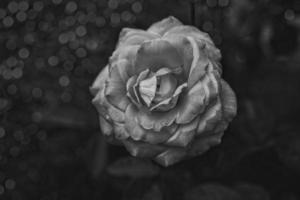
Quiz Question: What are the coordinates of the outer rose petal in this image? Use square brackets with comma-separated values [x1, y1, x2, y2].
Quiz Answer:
[147, 16, 183, 36]
[123, 139, 166, 158]
[110, 45, 140, 72]
[117, 28, 159, 48]
[175, 81, 206, 124]
[220, 79, 237, 121]
[134, 39, 183, 74]
[154, 148, 186, 167]
[92, 88, 125, 123]
[113, 122, 129, 140]
[176, 71, 220, 124]
[166, 116, 200, 147]
[185, 36, 210, 89]
[197, 99, 223, 134]
[164, 25, 213, 44]
[99, 116, 113, 136]
[164, 25, 222, 61]
[105, 59, 131, 110]
[90, 66, 108, 96]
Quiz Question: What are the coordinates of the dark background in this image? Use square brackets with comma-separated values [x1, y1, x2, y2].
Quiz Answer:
[1, 0, 300, 199]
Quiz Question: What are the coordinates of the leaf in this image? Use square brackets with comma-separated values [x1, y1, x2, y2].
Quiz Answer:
[142, 184, 163, 200]
[107, 157, 160, 178]
[276, 130, 300, 172]
[234, 183, 270, 200]
[85, 133, 107, 178]
[184, 183, 241, 200]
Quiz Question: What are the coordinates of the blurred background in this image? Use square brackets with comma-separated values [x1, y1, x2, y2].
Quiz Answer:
[0, 0, 300, 199]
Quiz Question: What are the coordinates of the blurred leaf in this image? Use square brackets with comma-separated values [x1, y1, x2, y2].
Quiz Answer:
[85, 133, 107, 178]
[234, 183, 270, 200]
[184, 184, 241, 200]
[142, 184, 163, 200]
[107, 157, 160, 178]
[234, 99, 274, 147]
[276, 130, 300, 172]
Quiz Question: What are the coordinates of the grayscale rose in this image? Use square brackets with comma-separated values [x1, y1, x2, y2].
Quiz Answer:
[91, 16, 237, 166]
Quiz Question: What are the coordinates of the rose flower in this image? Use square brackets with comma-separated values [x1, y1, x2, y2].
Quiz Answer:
[91, 16, 237, 166]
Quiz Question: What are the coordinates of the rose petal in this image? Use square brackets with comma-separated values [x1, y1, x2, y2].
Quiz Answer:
[196, 98, 223, 134]
[220, 79, 237, 122]
[150, 83, 187, 112]
[163, 35, 193, 78]
[134, 39, 183, 75]
[110, 45, 140, 72]
[164, 25, 213, 46]
[154, 74, 177, 101]
[202, 72, 220, 103]
[166, 116, 200, 147]
[139, 75, 157, 107]
[147, 16, 183, 36]
[164, 25, 221, 61]
[99, 115, 113, 136]
[123, 139, 166, 158]
[105, 59, 131, 110]
[113, 122, 129, 140]
[154, 148, 186, 167]
[155, 67, 172, 76]
[118, 28, 159, 47]
[138, 107, 178, 131]
[133, 69, 153, 105]
[127, 75, 141, 106]
[186, 36, 210, 88]
[92, 88, 125, 123]
[150, 95, 178, 112]
[90, 66, 108, 96]
[176, 72, 219, 124]
[125, 104, 172, 144]
[175, 80, 207, 124]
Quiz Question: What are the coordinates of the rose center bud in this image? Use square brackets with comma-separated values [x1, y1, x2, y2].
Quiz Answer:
[138, 75, 157, 107]
[153, 74, 177, 103]
[139, 72, 177, 107]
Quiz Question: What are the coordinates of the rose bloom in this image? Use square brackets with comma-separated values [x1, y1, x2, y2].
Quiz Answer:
[91, 16, 237, 166]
